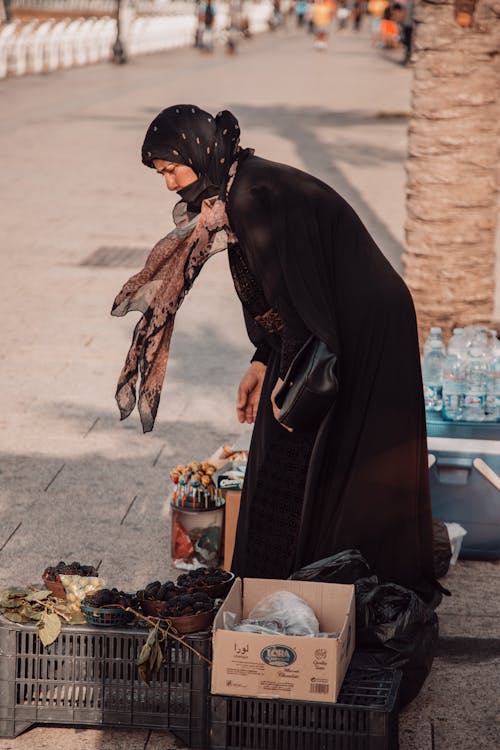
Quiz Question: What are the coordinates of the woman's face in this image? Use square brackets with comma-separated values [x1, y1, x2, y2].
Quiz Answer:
[153, 158, 198, 191]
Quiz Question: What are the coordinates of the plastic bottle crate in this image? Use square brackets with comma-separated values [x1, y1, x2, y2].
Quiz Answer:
[209, 666, 402, 750]
[0, 614, 211, 746]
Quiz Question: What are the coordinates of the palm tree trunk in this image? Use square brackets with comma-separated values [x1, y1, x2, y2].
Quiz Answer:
[404, 0, 500, 344]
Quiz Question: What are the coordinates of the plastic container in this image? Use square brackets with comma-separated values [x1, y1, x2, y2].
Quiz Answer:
[427, 413, 500, 560]
[171, 496, 225, 570]
[0, 614, 211, 747]
[80, 603, 135, 627]
[442, 329, 466, 422]
[462, 346, 487, 422]
[422, 337, 445, 413]
[210, 665, 402, 750]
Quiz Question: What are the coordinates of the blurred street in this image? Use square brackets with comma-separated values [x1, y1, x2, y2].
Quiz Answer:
[0, 23, 499, 750]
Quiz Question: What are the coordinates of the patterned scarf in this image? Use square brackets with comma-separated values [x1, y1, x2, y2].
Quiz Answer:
[111, 154, 242, 433]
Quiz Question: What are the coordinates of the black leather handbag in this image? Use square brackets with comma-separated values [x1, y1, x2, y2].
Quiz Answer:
[274, 336, 339, 432]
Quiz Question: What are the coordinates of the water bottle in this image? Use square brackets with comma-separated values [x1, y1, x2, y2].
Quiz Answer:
[463, 346, 487, 421]
[472, 327, 489, 353]
[485, 334, 500, 421]
[423, 327, 444, 358]
[442, 329, 466, 421]
[448, 328, 465, 353]
[423, 336, 445, 412]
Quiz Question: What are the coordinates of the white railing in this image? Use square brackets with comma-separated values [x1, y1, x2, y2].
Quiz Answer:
[0, 1, 273, 78]
[10, 0, 194, 14]
[11, 0, 117, 13]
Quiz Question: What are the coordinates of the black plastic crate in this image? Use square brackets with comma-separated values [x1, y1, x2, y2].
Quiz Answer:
[210, 666, 402, 750]
[0, 614, 211, 746]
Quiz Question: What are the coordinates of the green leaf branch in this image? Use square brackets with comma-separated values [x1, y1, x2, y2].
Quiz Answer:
[124, 606, 212, 685]
[0, 587, 84, 643]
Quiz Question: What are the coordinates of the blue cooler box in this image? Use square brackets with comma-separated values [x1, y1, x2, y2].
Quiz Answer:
[427, 416, 500, 560]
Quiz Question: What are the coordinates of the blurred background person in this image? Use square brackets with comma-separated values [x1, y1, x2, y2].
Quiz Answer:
[199, 0, 217, 52]
[367, 0, 389, 44]
[312, 0, 333, 49]
[269, 0, 285, 29]
[379, 2, 400, 48]
[399, 0, 415, 64]
[306, 0, 316, 31]
[295, 0, 309, 26]
[225, 0, 242, 54]
[336, 0, 351, 31]
[352, 0, 364, 30]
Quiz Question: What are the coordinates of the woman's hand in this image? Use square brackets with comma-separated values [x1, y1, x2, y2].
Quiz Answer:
[236, 362, 267, 424]
[271, 378, 293, 432]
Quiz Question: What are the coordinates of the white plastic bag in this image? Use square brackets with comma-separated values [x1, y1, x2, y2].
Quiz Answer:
[60, 575, 104, 613]
[444, 522, 467, 565]
[231, 591, 319, 636]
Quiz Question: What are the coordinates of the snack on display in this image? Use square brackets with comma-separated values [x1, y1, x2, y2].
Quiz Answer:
[137, 578, 216, 631]
[43, 561, 99, 581]
[60, 575, 104, 613]
[169, 462, 224, 509]
[169, 460, 226, 569]
[177, 567, 235, 598]
[42, 560, 99, 599]
[222, 444, 248, 463]
[138, 580, 187, 602]
[80, 588, 137, 627]
[82, 588, 138, 609]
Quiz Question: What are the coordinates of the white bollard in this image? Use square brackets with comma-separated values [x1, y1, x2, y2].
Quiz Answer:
[98, 18, 114, 61]
[74, 18, 93, 66]
[7, 20, 38, 76]
[60, 18, 85, 68]
[0, 23, 18, 79]
[27, 20, 53, 74]
[45, 20, 69, 72]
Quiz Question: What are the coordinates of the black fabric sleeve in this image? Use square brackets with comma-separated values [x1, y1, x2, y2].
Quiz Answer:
[243, 308, 271, 366]
[230, 187, 311, 379]
[251, 347, 270, 366]
[229, 179, 341, 360]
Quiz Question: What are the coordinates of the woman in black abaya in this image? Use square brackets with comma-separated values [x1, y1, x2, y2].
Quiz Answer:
[113, 104, 438, 603]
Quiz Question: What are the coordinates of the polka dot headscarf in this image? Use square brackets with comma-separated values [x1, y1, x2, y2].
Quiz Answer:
[141, 104, 241, 189]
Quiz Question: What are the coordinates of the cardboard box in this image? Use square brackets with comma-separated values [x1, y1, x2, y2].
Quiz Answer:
[222, 489, 241, 570]
[211, 578, 355, 703]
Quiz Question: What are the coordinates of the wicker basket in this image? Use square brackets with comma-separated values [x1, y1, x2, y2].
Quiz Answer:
[80, 603, 134, 627]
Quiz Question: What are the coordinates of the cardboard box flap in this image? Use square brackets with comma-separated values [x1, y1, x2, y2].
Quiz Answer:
[213, 576, 242, 632]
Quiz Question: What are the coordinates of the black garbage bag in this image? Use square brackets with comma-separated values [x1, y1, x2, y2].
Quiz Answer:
[291, 550, 440, 706]
[289, 549, 373, 584]
[355, 579, 439, 707]
[433, 519, 452, 579]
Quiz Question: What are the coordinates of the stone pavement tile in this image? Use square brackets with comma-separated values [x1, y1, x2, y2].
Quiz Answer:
[438, 560, 500, 638]
[401, 657, 500, 725]
[399, 656, 500, 750]
[0, 727, 154, 750]
[147, 730, 189, 749]
[433, 720, 500, 750]
[399, 715, 433, 750]
[0, 455, 70, 500]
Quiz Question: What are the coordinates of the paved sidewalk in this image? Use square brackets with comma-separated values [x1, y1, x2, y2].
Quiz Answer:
[0, 24, 499, 750]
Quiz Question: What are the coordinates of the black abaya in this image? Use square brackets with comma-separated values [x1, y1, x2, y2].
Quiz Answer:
[227, 154, 437, 600]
